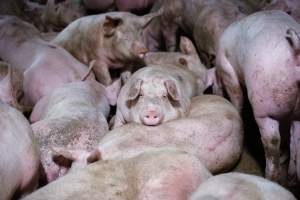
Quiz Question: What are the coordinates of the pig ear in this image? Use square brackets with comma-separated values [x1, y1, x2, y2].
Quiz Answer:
[164, 80, 180, 101]
[140, 8, 163, 28]
[86, 149, 101, 164]
[103, 16, 123, 37]
[179, 36, 197, 55]
[105, 78, 122, 106]
[286, 28, 300, 53]
[128, 79, 143, 101]
[52, 147, 75, 168]
[120, 71, 132, 86]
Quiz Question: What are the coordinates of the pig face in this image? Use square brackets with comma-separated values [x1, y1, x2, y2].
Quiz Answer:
[126, 78, 182, 126]
[102, 12, 161, 61]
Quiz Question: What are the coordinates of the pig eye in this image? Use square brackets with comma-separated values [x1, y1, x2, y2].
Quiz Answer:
[139, 93, 143, 97]
[163, 95, 168, 99]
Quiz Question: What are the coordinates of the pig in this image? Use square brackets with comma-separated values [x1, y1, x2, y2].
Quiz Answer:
[144, 36, 216, 94]
[40, 0, 86, 31]
[30, 79, 120, 182]
[263, 0, 300, 22]
[0, 101, 40, 200]
[113, 64, 200, 128]
[145, 0, 245, 66]
[0, 61, 24, 111]
[0, 16, 95, 109]
[23, 149, 212, 200]
[52, 11, 161, 85]
[101, 95, 243, 174]
[189, 173, 296, 200]
[83, 0, 156, 13]
[214, 10, 300, 183]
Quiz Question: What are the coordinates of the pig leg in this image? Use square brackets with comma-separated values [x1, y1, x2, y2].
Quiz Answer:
[93, 61, 112, 86]
[162, 24, 177, 51]
[288, 121, 300, 184]
[255, 116, 281, 182]
[217, 55, 243, 112]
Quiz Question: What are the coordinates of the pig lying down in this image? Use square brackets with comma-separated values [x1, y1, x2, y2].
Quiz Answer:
[30, 79, 120, 183]
[113, 64, 200, 128]
[214, 10, 300, 183]
[52, 11, 161, 85]
[23, 149, 212, 200]
[101, 95, 243, 174]
[189, 173, 296, 200]
[0, 16, 94, 109]
[0, 102, 40, 200]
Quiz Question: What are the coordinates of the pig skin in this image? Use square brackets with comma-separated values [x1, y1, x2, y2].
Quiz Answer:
[30, 80, 111, 183]
[0, 101, 40, 200]
[0, 16, 95, 109]
[189, 173, 296, 200]
[214, 10, 300, 183]
[22, 149, 212, 200]
[102, 95, 243, 174]
[52, 11, 160, 85]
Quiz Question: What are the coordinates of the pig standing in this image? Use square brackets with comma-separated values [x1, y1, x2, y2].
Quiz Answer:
[0, 61, 23, 111]
[0, 101, 40, 200]
[214, 10, 300, 183]
[0, 16, 94, 109]
[30, 79, 120, 182]
[189, 173, 296, 200]
[113, 64, 200, 128]
[23, 149, 212, 200]
[102, 95, 243, 174]
[52, 11, 160, 85]
[145, 0, 245, 66]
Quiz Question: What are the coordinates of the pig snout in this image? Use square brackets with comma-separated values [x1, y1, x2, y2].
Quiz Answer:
[140, 109, 164, 126]
[133, 42, 148, 58]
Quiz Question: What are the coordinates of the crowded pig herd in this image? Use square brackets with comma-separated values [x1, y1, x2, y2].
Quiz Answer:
[1, 0, 300, 199]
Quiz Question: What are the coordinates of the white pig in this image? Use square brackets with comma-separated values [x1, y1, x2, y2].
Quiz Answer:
[189, 173, 296, 200]
[102, 95, 243, 174]
[23, 149, 212, 200]
[30, 79, 120, 182]
[0, 101, 40, 200]
[214, 10, 300, 183]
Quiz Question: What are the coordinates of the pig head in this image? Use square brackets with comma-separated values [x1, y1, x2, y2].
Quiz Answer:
[52, 10, 162, 86]
[113, 64, 198, 128]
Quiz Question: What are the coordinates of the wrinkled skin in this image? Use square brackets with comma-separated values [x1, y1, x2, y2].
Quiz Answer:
[263, 0, 300, 22]
[52, 11, 161, 85]
[103, 95, 243, 173]
[144, 36, 216, 95]
[23, 149, 212, 200]
[0, 61, 23, 111]
[189, 173, 296, 200]
[145, 0, 245, 66]
[30, 80, 120, 183]
[0, 16, 94, 109]
[83, 0, 156, 13]
[113, 64, 199, 128]
[214, 10, 300, 183]
[0, 102, 40, 200]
